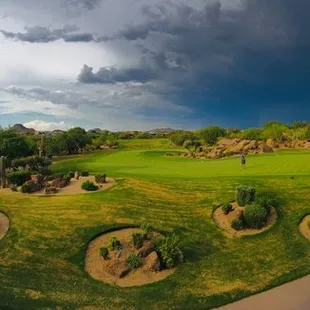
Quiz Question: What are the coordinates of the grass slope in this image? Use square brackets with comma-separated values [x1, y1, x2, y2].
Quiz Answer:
[0, 140, 310, 309]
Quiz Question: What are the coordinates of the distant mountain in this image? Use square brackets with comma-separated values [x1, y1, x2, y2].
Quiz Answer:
[11, 124, 35, 134]
[146, 128, 176, 133]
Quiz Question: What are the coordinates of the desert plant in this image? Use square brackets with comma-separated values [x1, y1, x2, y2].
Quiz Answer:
[255, 193, 275, 215]
[100, 247, 110, 260]
[81, 180, 98, 191]
[132, 233, 147, 249]
[126, 253, 141, 269]
[156, 234, 181, 268]
[7, 171, 33, 186]
[95, 174, 107, 184]
[243, 204, 268, 229]
[81, 171, 89, 177]
[140, 222, 152, 238]
[231, 217, 244, 230]
[221, 202, 233, 215]
[107, 236, 121, 251]
[236, 186, 256, 206]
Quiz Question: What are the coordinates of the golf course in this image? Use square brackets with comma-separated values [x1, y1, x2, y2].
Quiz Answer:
[1, 139, 310, 309]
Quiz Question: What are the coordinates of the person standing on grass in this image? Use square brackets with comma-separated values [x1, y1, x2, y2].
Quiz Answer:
[241, 153, 246, 168]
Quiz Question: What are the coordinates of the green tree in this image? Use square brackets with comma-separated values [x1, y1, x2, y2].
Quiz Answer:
[199, 126, 226, 146]
[243, 128, 263, 140]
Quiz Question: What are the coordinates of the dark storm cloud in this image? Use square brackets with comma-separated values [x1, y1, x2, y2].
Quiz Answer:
[64, 0, 101, 11]
[0, 25, 95, 43]
[77, 64, 157, 84]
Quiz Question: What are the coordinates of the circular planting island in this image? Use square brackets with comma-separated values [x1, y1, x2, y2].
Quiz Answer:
[0, 212, 9, 240]
[213, 202, 278, 237]
[32, 176, 115, 196]
[299, 214, 310, 241]
[85, 228, 181, 287]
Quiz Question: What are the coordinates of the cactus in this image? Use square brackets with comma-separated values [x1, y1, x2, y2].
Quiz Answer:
[0, 156, 6, 188]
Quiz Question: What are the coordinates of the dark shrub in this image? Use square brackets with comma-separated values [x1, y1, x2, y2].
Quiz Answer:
[231, 217, 244, 230]
[107, 236, 121, 251]
[236, 186, 256, 206]
[132, 233, 147, 249]
[81, 180, 98, 191]
[126, 253, 141, 269]
[95, 174, 107, 184]
[81, 171, 89, 177]
[156, 234, 181, 268]
[68, 171, 75, 178]
[46, 174, 64, 182]
[255, 193, 276, 215]
[20, 183, 32, 193]
[38, 167, 52, 176]
[7, 171, 33, 186]
[140, 223, 152, 238]
[221, 203, 233, 215]
[100, 247, 109, 260]
[11, 156, 51, 171]
[244, 204, 268, 229]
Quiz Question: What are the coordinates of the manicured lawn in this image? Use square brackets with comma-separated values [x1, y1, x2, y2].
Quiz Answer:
[0, 141, 310, 309]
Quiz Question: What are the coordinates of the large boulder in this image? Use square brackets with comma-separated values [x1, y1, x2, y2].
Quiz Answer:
[106, 259, 130, 278]
[243, 140, 259, 152]
[45, 186, 58, 195]
[137, 240, 155, 258]
[261, 144, 274, 153]
[143, 251, 161, 271]
[230, 140, 251, 153]
[51, 177, 63, 187]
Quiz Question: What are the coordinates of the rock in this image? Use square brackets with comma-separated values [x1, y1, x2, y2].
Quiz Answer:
[106, 259, 130, 278]
[51, 177, 63, 187]
[262, 144, 274, 153]
[143, 251, 161, 271]
[304, 142, 310, 149]
[74, 171, 80, 180]
[137, 240, 155, 258]
[266, 139, 275, 148]
[30, 174, 44, 185]
[243, 140, 258, 152]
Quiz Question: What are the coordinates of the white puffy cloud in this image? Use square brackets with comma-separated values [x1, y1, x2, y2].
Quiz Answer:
[23, 120, 71, 131]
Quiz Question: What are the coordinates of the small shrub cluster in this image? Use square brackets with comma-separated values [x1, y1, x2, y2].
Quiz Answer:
[221, 202, 233, 215]
[37, 167, 52, 176]
[243, 204, 268, 229]
[81, 180, 98, 191]
[81, 171, 89, 177]
[7, 171, 33, 186]
[156, 234, 181, 268]
[255, 193, 276, 216]
[231, 215, 244, 231]
[236, 186, 256, 206]
[140, 222, 152, 238]
[10, 184, 18, 192]
[20, 183, 32, 194]
[100, 247, 110, 260]
[95, 174, 107, 184]
[126, 253, 141, 269]
[107, 236, 121, 251]
[132, 233, 147, 249]
[68, 171, 75, 178]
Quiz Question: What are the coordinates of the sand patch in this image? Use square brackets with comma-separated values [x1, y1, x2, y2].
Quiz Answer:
[299, 214, 310, 241]
[33, 176, 115, 196]
[85, 228, 177, 287]
[0, 212, 9, 240]
[213, 202, 278, 237]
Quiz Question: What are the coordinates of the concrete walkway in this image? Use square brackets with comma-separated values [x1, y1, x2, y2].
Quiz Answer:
[216, 275, 310, 310]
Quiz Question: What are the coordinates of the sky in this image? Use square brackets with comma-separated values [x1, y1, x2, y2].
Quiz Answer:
[0, 0, 310, 131]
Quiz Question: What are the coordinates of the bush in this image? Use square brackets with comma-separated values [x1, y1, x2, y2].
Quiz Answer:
[68, 171, 75, 178]
[199, 126, 226, 146]
[81, 180, 98, 191]
[38, 167, 52, 176]
[81, 171, 89, 177]
[231, 216, 244, 230]
[20, 183, 32, 194]
[236, 186, 256, 206]
[10, 184, 18, 192]
[140, 222, 152, 238]
[107, 236, 121, 251]
[7, 171, 33, 186]
[95, 174, 107, 184]
[255, 193, 275, 215]
[126, 253, 141, 269]
[156, 234, 181, 268]
[100, 247, 110, 260]
[132, 233, 147, 249]
[244, 204, 268, 229]
[221, 203, 233, 215]
[11, 156, 51, 171]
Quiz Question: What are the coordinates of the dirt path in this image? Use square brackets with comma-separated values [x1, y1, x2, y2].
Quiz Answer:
[0, 212, 9, 240]
[215, 275, 310, 310]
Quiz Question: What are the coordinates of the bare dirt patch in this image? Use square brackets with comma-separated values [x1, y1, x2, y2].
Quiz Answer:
[33, 176, 115, 196]
[85, 228, 177, 287]
[299, 214, 310, 241]
[0, 212, 9, 240]
[213, 202, 278, 237]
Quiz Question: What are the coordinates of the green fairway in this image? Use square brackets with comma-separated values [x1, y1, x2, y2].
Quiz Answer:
[1, 140, 310, 309]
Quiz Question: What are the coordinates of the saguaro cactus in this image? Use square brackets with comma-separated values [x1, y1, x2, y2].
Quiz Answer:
[0, 156, 6, 188]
